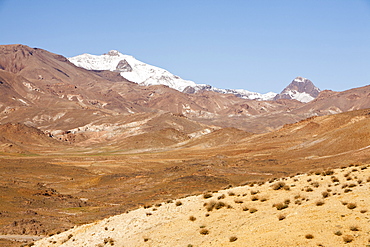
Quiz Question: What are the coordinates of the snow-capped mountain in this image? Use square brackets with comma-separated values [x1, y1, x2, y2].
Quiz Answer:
[274, 77, 321, 103]
[69, 50, 198, 92]
[68, 50, 276, 100]
[183, 84, 277, 101]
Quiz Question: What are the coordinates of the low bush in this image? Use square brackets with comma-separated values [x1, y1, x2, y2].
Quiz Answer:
[347, 203, 357, 209]
[342, 235, 354, 243]
[229, 236, 238, 242]
[305, 234, 314, 239]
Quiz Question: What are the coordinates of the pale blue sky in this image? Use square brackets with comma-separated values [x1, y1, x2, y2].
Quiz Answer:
[1, 0, 370, 93]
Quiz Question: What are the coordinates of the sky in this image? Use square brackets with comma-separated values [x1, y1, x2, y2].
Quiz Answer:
[1, 0, 370, 93]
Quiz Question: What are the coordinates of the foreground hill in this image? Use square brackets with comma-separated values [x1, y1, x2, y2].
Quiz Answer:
[34, 164, 370, 246]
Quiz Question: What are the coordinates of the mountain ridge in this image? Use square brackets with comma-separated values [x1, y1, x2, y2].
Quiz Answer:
[69, 50, 319, 102]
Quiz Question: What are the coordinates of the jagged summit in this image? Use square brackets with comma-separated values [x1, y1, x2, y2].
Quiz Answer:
[274, 77, 320, 103]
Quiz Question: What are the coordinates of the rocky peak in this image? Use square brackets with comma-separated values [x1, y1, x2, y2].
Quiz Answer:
[274, 77, 321, 103]
[115, 59, 132, 72]
[106, 50, 121, 56]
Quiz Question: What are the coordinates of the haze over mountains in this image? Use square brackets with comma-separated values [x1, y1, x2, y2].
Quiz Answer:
[1, 44, 370, 246]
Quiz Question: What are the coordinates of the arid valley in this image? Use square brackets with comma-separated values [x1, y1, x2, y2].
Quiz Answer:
[0, 43, 370, 246]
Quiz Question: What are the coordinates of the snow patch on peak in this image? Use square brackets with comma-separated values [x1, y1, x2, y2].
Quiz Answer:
[293, 76, 306, 83]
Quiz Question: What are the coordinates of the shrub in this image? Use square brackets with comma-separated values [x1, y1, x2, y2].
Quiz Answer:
[334, 230, 342, 236]
[360, 209, 367, 213]
[203, 193, 213, 199]
[272, 181, 286, 190]
[316, 200, 325, 206]
[200, 229, 209, 235]
[234, 199, 243, 204]
[331, 177, 340, 183]
[278, 214, 286, 220]
[344, 189, 352, 193]
[251, 190, 259, 195]
[249, 208, 257, 213]
[104, 237, 115, 246]
[214, 201, 226, 210]
[347, 203, 357, 209]
[242, 206, 249, 211]
[275, 203, 288, 210]
[311, 182, 320, 188]
[189, 216, 196, 221]
[205, 201, 216, 211]
[342, 235, 354, 243]
[322, 191, 330, 198]
[228, 191, 235, 196]
[144, 238, 149, 242]
[305, 187, 313, 192]
[229, 236, 238, 242]
[217, 194, 225, 200]
[175, 201, 182, 206]
[251, 196, 259, 201]
[322, 170, 334, 176]
[305, 234, 314, 239]
[260, 197, 267, 202]
[350, 226, 360, 231]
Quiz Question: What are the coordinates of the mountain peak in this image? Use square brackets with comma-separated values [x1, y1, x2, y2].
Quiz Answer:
[274, 77, 320, 103]
[105, 50, 121, 56]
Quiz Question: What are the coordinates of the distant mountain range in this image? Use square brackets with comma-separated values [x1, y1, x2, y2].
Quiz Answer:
[1, 44, 370, 140]
[68, 50, 319, 102]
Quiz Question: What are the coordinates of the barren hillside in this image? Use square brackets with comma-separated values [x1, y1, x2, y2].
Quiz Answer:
[34, 164, 370, 247]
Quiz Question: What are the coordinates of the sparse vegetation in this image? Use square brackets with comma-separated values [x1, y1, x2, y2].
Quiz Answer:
[203, 192, 213, 199]
[217, 194, 225, 200]
[104, 237, 115, 246]
[249, 208, 258, 213]
[251, 196, 259, 201]
[229, 236, 238, 242]
[349, 226, 360, 231]
[343, 235, 354, 243]
[278, 214, 286, 220]
[347, 203, 357, 209]
[189, 216, 196, 221]
[305, 187, 313, 192]
[274, 202, 289, 210]
[305, 234, 314, 239]
[322, 191, 330, 198]
[272, 181, 286, 190]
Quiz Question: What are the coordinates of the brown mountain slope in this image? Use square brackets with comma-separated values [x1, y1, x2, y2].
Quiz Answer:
[293, 84, 370, 117]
